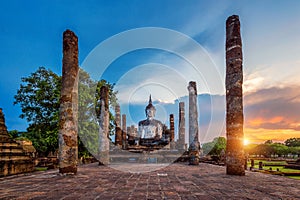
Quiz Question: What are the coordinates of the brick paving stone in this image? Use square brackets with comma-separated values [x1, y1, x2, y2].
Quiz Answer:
[0, 163, 299, 199]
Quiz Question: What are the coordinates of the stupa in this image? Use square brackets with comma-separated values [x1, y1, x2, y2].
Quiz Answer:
[0, 108, 35, 176]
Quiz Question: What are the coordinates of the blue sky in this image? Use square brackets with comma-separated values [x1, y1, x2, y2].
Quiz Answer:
[1, 1, 300, 143]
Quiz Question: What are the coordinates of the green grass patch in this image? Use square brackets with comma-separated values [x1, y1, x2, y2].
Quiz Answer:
[35, 167, 48, 171]
[287, 176, 300, 180]
[248, 160, 300, 180]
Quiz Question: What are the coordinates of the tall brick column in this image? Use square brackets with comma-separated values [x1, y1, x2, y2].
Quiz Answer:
[225, 15, 245, 175]
[114, 104, 122, 146]
[169, 114, 175, 142]
[188, 81, 200, 165]
[178, 102, 185, 150]
[59, 30, 79, 174]
[98, 86, 110, 165]
[169, 114, 175, 149]
[122, 114, 127, 149]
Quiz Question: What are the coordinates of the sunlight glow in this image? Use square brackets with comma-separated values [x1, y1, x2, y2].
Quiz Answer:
[243, 138, 249, 146]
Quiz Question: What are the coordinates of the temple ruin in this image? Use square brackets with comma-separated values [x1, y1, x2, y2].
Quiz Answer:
[56, 14, 246, 173]
[0, 108, 35, 177]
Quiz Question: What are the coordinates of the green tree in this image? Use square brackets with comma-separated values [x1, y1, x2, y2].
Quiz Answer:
[14, 67, 61, 156]
[284, 138, 300, 147]
[14, 67, 118, 157]
[202, 137, 226, 156]
[8, 130, 20, 139]
[269, 143, 288, 157]
[253, 144, 273, 157]
[77, 69, 117, 158]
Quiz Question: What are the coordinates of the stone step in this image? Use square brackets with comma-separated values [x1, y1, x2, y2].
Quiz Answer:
[0, 142, 20, 147]
[0, 147, 24, 153]
[0, 152, 33, 160]
[0, 158, 32, 161]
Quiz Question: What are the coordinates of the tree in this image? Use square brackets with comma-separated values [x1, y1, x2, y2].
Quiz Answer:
[8, 130, 20, 139]
[284, 138, 300, 147]
[252, 144, 273, 158]
[269, 143, 288, 157]
[14, 67, 118, 157]
[202, 137, 226, 156]
[14, 67, 61, 156]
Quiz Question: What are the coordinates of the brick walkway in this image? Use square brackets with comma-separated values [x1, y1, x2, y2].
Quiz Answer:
[0, 163, 299, 200]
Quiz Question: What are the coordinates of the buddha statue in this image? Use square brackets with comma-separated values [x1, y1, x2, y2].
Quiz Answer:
[138, 95, 163, 141]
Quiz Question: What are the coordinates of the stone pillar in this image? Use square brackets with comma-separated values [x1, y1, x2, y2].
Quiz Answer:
[178, 102, 185, 150]
[225, 15, 245, 175]
[59, 30, 79, 174]
[169, 114, 175, 142]
[122, 114, 127, 149]
[188, 81, 200, 165]
[98, 86, 110, 165]
[169, 114, 175, 149]
[114, 104, 122, 146]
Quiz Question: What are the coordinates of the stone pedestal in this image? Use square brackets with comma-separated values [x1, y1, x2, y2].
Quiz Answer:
[59, 30, 79, 174]
[188, 82, 200, 165]
[225, 15, 245, 175]
[98, 86, 110, 165]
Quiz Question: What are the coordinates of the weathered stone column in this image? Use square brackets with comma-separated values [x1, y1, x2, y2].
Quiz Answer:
[114, 104, 122, 146]
[59, 30, 79, 174]
[122, 114, 127, 149]
[169, 114, 175, 149]
[225, 15, 245, 175]
[178, 102, 185, 150]
[98, 86, 110, 165]
[169, 114, 175, 142]
[188, 81, 200, 165]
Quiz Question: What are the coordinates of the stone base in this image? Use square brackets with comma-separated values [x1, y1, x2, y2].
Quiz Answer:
[188, 150, 199, 165]
[226, 165, 245, 176]
[0, 141, 35, 177]
[0, 159, 35, 177]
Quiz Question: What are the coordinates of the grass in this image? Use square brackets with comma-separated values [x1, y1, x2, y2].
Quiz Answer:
[248, 160, 300, 180]
[287, 176, 300, 180]
[35, 167, 48, 171]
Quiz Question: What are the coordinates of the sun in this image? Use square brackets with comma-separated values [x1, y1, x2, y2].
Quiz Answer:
[243, 138, 249, 146]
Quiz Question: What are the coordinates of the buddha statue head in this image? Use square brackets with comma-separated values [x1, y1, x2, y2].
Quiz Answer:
[145, 95, 156, 120]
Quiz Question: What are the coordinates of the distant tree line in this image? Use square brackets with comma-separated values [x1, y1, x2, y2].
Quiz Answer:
[202, 137, 300, 158]
[245, 138, 300, 158]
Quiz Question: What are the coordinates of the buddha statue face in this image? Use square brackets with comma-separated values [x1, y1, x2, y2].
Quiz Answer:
[146, 107, 156, 119]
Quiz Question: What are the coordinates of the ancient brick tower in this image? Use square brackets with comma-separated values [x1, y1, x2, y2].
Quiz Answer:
[0, 108, 35, 176]
[58, 30, 79, 174]
[225, 15, 245, 175]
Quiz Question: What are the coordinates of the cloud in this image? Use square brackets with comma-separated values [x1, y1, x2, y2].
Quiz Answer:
[244, 85, 300, 143]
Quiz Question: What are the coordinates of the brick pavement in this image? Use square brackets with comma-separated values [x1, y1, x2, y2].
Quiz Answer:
[0, 163, 299, 200]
